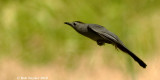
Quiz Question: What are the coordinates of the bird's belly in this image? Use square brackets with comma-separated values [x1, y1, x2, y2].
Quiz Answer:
[81, 32, 103, 41]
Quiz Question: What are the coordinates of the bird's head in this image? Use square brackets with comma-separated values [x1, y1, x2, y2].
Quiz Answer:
[64, 21, 85, 29]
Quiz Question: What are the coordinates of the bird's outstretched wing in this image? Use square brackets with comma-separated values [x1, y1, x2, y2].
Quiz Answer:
[88, 24, 147, 68]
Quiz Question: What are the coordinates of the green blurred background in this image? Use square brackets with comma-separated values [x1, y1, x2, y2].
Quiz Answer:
[0, 0, 160, 80]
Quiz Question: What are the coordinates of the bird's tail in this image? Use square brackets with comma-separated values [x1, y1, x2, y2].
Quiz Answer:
[116, 43, 147, 68]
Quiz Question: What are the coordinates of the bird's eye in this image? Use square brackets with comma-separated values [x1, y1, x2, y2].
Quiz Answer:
[73, 23, 76, 26]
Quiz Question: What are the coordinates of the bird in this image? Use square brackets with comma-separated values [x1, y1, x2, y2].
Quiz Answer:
[64, 21, 147, 68]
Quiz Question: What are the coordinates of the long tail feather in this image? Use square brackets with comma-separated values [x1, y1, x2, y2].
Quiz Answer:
[116, 43, 147, 68]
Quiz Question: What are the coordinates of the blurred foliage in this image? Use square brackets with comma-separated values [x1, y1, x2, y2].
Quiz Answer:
[0, 0, 159, 71]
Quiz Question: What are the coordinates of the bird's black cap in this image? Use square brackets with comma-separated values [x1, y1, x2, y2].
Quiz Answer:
[74, 21, 85, 24]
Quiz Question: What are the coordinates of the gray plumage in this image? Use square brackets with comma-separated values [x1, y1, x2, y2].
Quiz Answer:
[64, 21, 147, 68]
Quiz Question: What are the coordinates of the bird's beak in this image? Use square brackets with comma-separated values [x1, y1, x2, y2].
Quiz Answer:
[64, 22, 73, 26]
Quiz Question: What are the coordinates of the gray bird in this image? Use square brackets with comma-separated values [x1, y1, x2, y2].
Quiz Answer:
[64, 21, 147, 68]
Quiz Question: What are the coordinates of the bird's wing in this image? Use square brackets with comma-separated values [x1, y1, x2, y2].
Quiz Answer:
[88, 24, 119, 43]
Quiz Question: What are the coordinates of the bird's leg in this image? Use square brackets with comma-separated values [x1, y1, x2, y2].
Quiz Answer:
[114, 45, 119, 51]
[97, 40, 105, 46]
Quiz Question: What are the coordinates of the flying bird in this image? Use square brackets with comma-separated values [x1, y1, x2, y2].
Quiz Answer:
[64, 21, 147, 68]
